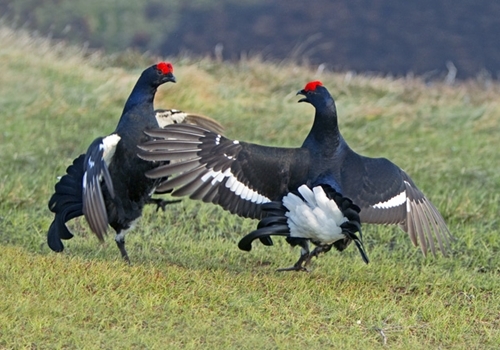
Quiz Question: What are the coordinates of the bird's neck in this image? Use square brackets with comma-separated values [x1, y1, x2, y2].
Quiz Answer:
[121, 82, 157, 115]
[116, 81, 158, 130]
[302, 103, 342, 154]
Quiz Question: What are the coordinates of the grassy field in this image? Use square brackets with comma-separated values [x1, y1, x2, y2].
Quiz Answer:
[1, 26, 500, 349]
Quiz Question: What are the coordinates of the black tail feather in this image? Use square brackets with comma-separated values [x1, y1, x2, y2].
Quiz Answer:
[47, 155, 85, 252]
[257, 215, 288, 229]
[259, 236, 274, 246]
[238, 197, 293, 252]
[340, 219, 370, 264]
[353, 239, 370, 264]
[324, 186, 369, 263]
[251, 201, 289, 246]
[238, 225, 289, 251]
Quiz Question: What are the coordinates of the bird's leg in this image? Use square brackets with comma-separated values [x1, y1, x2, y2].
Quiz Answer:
[146, 198, 182, 212]
[115, 232, 131, 264]
[277, 240, 310, 272]
[303, 244, 333, 269]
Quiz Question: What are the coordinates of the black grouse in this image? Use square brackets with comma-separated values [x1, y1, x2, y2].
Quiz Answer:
[47, 62, 180, 263]
[238, 184, 369, 271]
[137, 80, 452, 270]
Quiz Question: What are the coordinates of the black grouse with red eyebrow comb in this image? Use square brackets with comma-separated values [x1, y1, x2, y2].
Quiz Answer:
[47, 62, 176, 262]
[47, 62, 223, 263]
[138, 81, 452, 271]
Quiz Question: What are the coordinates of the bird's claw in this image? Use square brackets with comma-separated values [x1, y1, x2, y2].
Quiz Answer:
[277, 245, 332, 272]
[276, 252, 310, 272]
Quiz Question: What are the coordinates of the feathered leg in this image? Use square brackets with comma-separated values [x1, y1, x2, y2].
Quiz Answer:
[115, 233, 130, 264]
[276, 238, 311, 272]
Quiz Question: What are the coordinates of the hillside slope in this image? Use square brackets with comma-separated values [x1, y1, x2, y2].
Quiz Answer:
[2, 0, 500, 77]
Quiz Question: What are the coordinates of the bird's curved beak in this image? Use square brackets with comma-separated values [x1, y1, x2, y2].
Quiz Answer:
[167, 73, 176, 83]
[296, 89, 307, 103]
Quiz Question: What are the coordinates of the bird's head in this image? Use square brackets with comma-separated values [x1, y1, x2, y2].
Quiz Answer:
[297, 81, 335, 111]
[148, 62, 176, 86]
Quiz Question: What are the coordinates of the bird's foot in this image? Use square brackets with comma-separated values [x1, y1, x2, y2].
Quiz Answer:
[147, 198, 182, 212]
[303, 245, 332, 269]
[276, 251, 310, 272]
[122, 254, 131, 265]
[276, 264, 309, 272]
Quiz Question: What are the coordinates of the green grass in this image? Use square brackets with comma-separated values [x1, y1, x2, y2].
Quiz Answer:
[1, 26, 500, 349]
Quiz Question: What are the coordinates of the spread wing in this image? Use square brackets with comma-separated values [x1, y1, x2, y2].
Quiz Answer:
[138, 124, 310, 219]
[151, 109, 225, 189]
[341, 151, 452, 256]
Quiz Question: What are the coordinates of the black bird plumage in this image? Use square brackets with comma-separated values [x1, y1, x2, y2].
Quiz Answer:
[138, 80, 452, 269]
[47, 62, 177, 262]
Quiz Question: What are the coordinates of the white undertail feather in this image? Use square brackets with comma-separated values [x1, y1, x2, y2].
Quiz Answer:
[283, 185, 348, 244]
[311, 186, 346, 224]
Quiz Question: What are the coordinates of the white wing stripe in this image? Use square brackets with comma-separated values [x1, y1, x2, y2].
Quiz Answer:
[226, 175, 236, 188]
[235, 181, 245, 196]
[199, 167, 271, 204]
[372, 190, 407, 209]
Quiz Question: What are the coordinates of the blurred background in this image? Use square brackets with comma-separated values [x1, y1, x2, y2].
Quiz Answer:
[1, 0, 498, 80]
